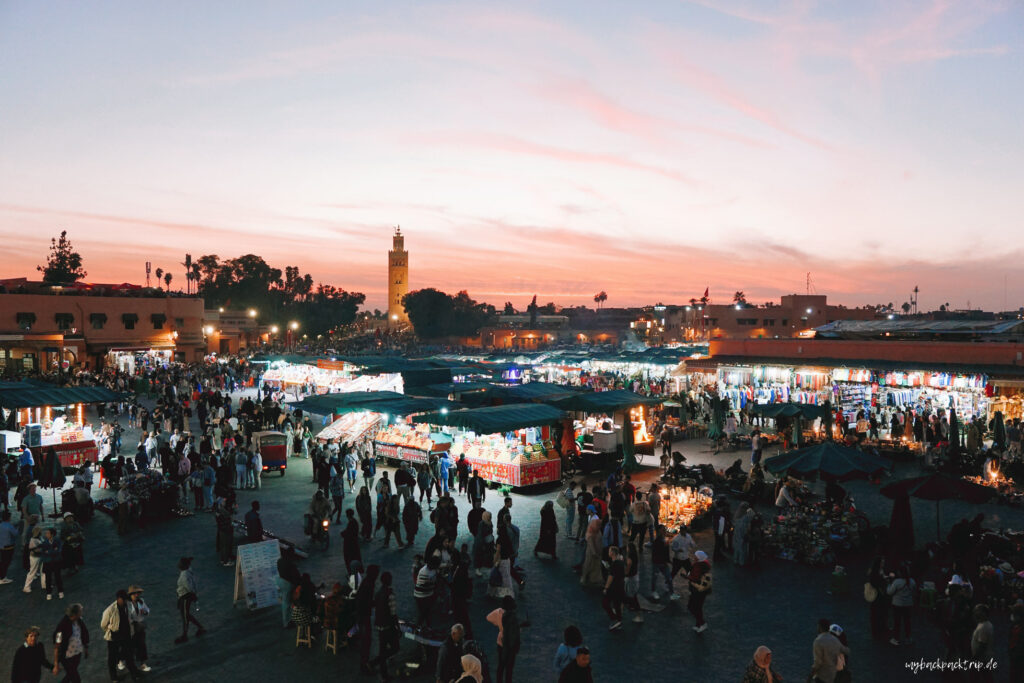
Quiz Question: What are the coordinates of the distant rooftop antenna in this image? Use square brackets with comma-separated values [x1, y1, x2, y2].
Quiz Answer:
[806, 272, 816, 295]
[145, 261, 151, 288]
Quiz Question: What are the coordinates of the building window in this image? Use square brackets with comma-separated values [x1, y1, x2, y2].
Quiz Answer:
[22, 353, 35, 370]
[0, 348, 6, 367]
[763, 319, 775, 326]
[151, 313, 167, 330]
[15, 312, 35, 330]
[90, 313, 107, 330]
[781, 319, 789, 326]
[736, 318, 758, 326]
[55, 313, 74, 331]
[122, 313, 139, 330]
[706, 318, 718, 326]
[175, 318, 184, 329]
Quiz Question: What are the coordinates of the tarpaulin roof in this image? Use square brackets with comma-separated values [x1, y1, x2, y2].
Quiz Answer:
[292, 391, 455, 416]
[413, 403, 566, 434]
[815, 319, 1024, 340]
[552, 389, 661, 413]
[750, 403, 828, 419]
[0, 385, 127, 409]
[413, 382, 496, 397]
[764, 442, 892, 480]
[491, 382, 580, 402]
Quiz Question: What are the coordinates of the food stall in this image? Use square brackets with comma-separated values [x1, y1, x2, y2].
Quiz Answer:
[551, 389, 662, 455]
[374, 422, 452, 465]
[411, 403, 565, 487]
[259, 359, 403, 396]
[0, 383, 125, 469]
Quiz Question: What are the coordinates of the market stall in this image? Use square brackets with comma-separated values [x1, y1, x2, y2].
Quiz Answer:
[411, 404, 566, 487]
[259, 359, 403, 396]
[0, 384, 125, 469]
[658, 484, 714, 532]
[552, 389, 662, 455]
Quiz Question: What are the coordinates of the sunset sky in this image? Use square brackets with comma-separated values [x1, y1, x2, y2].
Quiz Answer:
[1, 1, 1022, 312]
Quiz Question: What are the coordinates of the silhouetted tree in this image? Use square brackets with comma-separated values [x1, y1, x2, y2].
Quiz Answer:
[38, 231, 87, 283]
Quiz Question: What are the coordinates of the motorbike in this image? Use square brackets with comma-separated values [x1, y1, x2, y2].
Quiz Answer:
[305, 514, 331, 550]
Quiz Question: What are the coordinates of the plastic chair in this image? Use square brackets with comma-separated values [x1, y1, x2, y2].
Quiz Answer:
[295, 625, 312, 648]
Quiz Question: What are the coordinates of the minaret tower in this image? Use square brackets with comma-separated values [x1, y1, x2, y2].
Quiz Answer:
[387, 226, 409, 325]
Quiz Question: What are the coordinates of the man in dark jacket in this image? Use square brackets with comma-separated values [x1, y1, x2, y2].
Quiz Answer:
[467, 471, 486, 507]
[436, 624, 465, 683]
[244, 501, 264, 543]
[558, 647, 594, 683]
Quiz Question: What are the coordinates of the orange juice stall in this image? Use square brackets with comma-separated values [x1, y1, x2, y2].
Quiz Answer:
[0, 383, 126, 469]
[410, 403, 566, 487]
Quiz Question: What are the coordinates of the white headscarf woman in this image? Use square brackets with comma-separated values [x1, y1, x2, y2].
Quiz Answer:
[455, 654, 482, 683]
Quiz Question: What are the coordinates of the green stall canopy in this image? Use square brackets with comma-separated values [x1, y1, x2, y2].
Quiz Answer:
[292, 391, 456, 416]
[552, 389, 661, 413]
[413, 403, 566, 434]
[0, 385, 127, 410]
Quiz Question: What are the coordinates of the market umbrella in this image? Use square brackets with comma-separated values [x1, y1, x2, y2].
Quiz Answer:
[880, 473, 994, 541]
[621, 412, 639, 473]
[888, 494, 915, 558]
[992, 411, 1007, 451]
[36, 447, 66, 518]
[764, 441, 891, 481]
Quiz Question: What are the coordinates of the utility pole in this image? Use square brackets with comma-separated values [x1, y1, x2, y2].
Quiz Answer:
[912, 286, 919, 315]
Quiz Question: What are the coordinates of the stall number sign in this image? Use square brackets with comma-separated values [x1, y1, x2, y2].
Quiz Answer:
[374, 442, 430, 464]
[51, 441, 99, 468]
[233, 539, 281, 610]
[521, 459, 561, 487]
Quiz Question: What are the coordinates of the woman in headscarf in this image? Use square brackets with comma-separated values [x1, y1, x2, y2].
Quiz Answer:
[455, 653, 483, 683]
[732, 504, 754, 567]
[474, 510, 494, 577]
[579, 519, 604, 588]
[741, 645, 781, 682]
[534, 501, 559, 560]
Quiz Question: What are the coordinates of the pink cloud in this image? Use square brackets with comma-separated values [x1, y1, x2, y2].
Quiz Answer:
[533, 77, 772, 149]
[405, 131, 699, 186]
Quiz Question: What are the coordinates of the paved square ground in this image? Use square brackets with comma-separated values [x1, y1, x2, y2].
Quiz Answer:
[2, 397, 1021, 682]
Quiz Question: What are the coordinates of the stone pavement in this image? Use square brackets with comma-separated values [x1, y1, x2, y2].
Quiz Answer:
[2, 401, 1023, 682]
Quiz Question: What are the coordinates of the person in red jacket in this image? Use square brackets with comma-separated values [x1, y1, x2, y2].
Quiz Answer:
[687, 550, 712, 633]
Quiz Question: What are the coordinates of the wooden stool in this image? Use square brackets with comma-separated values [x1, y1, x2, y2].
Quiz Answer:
[295, 625, 312, 648]
[323, 629, 337, 654]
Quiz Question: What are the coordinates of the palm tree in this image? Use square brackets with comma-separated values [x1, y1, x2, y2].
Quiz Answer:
[181, 254, 193, 294]
[901, 302, 911, 314]
[164, 272, 173, 290]
[154, 268, 163, 289]
[594, 291, 607, 310]
[733, 291, 746, 305]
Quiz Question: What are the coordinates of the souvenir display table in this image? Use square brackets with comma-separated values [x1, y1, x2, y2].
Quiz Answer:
[763, 500, 864, 566]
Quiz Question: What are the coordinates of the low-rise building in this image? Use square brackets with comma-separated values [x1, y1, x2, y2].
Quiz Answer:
[0, 279, 204, 372]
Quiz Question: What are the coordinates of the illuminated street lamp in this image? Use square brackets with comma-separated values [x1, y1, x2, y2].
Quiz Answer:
[248, 309, 257, 318]
[289, 321, 299, 330]
[270, 325, 279, 334]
